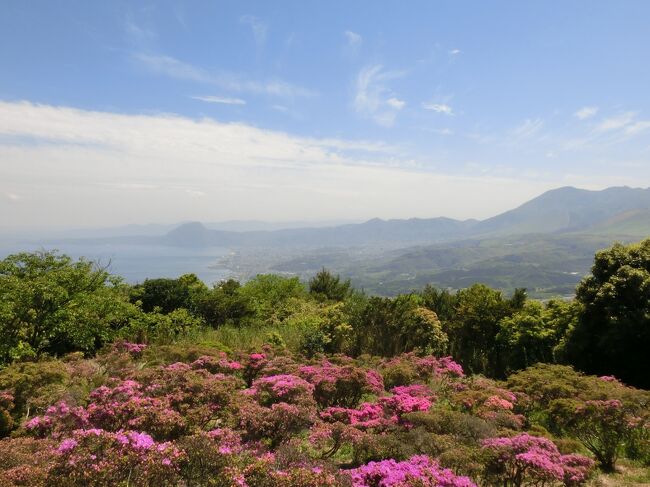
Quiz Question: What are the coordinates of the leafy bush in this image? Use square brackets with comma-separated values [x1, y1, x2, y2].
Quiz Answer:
[482, 433, 594, 487]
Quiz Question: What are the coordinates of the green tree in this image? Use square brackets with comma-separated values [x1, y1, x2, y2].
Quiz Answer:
[420, 285, 457, 322]
[308, 268, 352, 302]
[351, 294, 448, 356]
[562, 239, 650, 388]
[195, 279, 253, 327]
[445, 284, 511, 376]
[131, 274, 207, 314]
[0, 251, 137, 363]
[239, 275, 306, 325]
[496, 300, 578, 375]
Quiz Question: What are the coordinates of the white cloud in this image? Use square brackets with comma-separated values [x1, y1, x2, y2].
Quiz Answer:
[596, 112, 637, 132]
[123, 13, 156, 43]
[354, 65, 406, 127]
[510, 118, 544, 139]
[386, 97, 406, 110]
[345, 30, 362, 47]
[574, 106, 598, 120]
[422, 103, 453, 115]
[133, 53, 316, 98]
[134, 53, 209, 83]
[449, 49, 461, 55]
[625, 120, 650, 135]
[240, 15, 268, 46]
[190, 95, 246, 105]
[0, 100, 556, 226]
[4, 192, 21, 202]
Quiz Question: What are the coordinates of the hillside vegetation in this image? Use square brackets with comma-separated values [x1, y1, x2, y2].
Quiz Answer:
[0, 239, 649, 486]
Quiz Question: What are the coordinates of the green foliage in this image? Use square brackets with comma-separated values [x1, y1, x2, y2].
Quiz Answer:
[300, 303, 354, 357]
[0, 251, 138, 362]
[507, 363, 650, 471]
[563, 238, 650, 388]
[350, 294, 448, 357]
[309, 268, 352, 302]
[131, 274, 207, 314]
[443, 284, 512, 376]
[239, 274, 307, 325]
[118, 308, 205, 344]
[194, 279, 254, 327]
[420, 285, 457, 322]
[496, 300, 578, 375]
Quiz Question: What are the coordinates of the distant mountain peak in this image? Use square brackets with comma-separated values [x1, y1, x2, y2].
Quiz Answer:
[474, 186, 650, 236]
[164, 221, 212, 247]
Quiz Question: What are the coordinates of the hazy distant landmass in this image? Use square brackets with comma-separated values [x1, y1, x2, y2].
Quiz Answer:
[2, 186, 649, 297]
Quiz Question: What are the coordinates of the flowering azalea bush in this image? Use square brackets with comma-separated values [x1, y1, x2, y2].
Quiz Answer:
[482, 433, 594, 487]
[348, 455, 477, 487]
[380, 353, 464, 389]
[50, 429, 184, 486]
[450, 378, 525, 431]
[298, 359, 384, 408]
[0, 437, 55, 487]
[191, 353, 243, 375]
[85, 380, 186, 440]
[248, 374, 316, 407]
[507, 365, 650, 471]
[112, 340, 148, 357]
[0, 346, 642, 486]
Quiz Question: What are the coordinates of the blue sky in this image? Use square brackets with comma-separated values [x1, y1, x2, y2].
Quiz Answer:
[1, 1, 649, 227]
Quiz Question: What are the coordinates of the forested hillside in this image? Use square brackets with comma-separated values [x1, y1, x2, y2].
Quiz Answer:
[0, 239, 649, 486]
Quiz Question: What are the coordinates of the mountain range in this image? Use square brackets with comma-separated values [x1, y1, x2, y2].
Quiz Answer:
[24, 186, 650, 298]
[135, 186, 650, 248]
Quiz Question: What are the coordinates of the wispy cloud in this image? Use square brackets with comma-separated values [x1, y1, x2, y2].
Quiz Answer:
[240, 15, 268, 46]
[422, 103, 453, 115]
[449, 49, 461, 55]
[134, 53, 210, 82]
[354, 65, 406, 127]
[510, 118, 544, 139]
[123, 12, 156, 44]
[433, 128, 454, 136]
[574, 106, 598, 120]
[386, 98, 406, 110]
[596, 111, 637, 132]
[591, 111, 650, 139]
[344, 30, 362, 56]
[190, 95, 246, 105]
[0, 100, 557, 225]
[625, 120, 650, 136]
[133, 53, 316, 98]
[3, 192, 21, 202]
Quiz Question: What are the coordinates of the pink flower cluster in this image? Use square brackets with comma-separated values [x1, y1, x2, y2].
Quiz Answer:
[482, 433, 594, 486]
[320, 384, 435, 430]
[416, 355, 465, 379]
[50, 428, 184, 484]
[298, 360, 384, 408]
[191, 354, 243, 374]
[483, 395, 515, 411]
[25, 401, 90, 437]
[249, 374, 315, 405]
[113, 341, 147, 356]
[348, 455, 477, 487]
